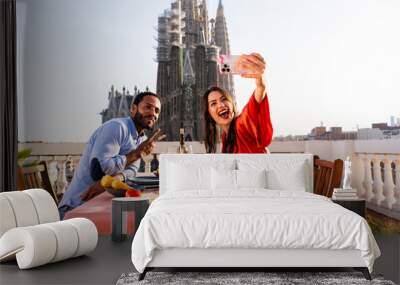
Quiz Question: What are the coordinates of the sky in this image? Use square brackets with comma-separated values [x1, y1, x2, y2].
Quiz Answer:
[17, 0, 400, 142]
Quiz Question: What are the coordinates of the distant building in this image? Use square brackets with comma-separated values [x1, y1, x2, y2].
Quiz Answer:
[370, 123, 400, 139]
[390, 116, 397, 127]
[308, 125, 356, 140]
[372, 123, 389, 129]
[156, 0, 235, 141]
[389, 115, 400, 127]
[329, 127, 343, 140]
[357, 128, 384, 140]
[274, 120, 399, 142]
[342, 131, 358, 140]
[311, 126, 326, 137]
[356, 122, 400, 140]
[101, 85, 149, 123]
[273, 135, 308, 142]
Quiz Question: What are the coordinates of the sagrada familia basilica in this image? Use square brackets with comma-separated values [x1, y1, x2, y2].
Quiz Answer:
[102, 0, 234, 141]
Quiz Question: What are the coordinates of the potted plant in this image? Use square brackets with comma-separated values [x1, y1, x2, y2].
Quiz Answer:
[16, 148, 39, 190]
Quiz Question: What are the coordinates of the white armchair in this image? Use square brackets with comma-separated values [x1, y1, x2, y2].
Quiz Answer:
[0, 189, 98, 269]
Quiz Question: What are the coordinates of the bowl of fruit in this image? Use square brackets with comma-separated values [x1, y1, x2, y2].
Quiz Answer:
[101, 175, 142, 198]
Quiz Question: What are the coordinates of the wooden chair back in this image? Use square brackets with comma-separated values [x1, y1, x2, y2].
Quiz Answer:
[313, 155, 343, 198]
[17, 161, 58, 204]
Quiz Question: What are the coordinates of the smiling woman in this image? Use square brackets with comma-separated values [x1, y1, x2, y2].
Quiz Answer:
[203, 53, 273, 153]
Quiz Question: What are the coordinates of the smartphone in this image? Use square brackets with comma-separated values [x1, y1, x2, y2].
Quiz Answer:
[218, 54, 252, 75]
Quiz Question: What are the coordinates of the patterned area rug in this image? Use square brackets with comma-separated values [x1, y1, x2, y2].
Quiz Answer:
[116, 271, 395, 285]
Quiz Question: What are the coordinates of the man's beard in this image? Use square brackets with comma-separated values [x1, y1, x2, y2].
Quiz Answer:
[133, 111, 154, 131]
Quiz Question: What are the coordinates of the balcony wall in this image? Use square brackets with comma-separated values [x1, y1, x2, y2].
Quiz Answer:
[19, 139, 400, 220]
[269, 139, 399, 161]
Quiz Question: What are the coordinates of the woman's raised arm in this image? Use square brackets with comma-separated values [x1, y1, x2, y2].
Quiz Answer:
[238, 53, 267, 103]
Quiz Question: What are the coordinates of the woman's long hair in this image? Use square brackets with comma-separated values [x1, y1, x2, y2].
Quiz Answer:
[203, 86, 237, 153]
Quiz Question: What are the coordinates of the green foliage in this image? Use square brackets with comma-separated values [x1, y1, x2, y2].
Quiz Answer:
[367, 213, 400, 235]
[17, 149, 32, 163]
[368, 218, 385, 234]
[17, 148, 39, 167]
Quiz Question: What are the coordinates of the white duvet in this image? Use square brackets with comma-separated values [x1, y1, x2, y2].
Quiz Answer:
[131, 190, 380, 273]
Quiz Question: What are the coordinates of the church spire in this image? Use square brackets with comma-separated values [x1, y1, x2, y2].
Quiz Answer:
[214, 0, 234, 98]
[182, 0, 196, 49]
[108, 85, 117, 110]
[199, 0, 209, 44]
[118, 86, 128, 116]
[214, 0, 230, 55]
[218, 0, 223, 10]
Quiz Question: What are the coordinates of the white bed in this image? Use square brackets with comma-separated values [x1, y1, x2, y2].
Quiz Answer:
[131, 154, 380, 280]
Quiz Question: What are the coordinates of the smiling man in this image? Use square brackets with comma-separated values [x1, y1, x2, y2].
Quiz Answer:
[58, 92, 162, 219]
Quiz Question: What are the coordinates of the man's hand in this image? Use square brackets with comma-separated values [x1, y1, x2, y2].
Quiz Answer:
[81, 181, 105, 201]
[126, 129, 163, 164]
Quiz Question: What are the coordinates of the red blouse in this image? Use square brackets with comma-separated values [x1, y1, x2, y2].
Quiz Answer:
[221, 92, 273, 153]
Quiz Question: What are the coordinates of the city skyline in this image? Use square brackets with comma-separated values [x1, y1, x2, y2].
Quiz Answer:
[17, 0, 400, 142]
[274, 118, 400, 141]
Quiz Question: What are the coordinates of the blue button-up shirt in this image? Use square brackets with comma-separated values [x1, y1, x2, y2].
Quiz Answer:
[59, 117, 145, 208]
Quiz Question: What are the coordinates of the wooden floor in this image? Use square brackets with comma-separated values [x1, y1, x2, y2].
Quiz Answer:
[0, 234, 398, 285]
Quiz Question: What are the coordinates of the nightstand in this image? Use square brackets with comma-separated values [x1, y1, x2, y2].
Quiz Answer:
[332, 199, 366, 218]
[112, 197, 150, 242]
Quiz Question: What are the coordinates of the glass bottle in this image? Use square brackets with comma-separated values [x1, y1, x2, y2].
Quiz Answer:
[178, 128, 188, 154]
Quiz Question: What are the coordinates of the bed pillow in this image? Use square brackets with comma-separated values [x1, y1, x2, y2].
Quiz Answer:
[211, 167, 237, 191]
[265, 162, 307, 191]
[237, 159, 309, 191]
[236, 169, 267, 189]
[167, 162, 212, 192]
[211, 159, 237, 171]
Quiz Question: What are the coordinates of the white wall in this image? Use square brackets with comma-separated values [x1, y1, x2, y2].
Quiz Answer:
[21, 140, 400, 158]
[268, 141, 306, 153]
[354, 139, 400, 154]
[269, 139, 400, 161]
